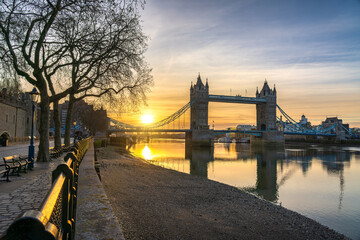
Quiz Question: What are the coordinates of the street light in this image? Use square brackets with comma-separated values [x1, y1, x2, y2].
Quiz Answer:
[73, 121, 77, 145]
[28, 87, 39, 169]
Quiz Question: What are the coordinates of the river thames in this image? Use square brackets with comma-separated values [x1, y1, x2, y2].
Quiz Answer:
[129, 140, 360, 239]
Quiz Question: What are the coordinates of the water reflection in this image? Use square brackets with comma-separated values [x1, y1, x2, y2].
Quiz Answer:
[255, 146, 283, 202]
[142, 144, 153, 160]
[136, 143, 354, 203]
[186, 145, 214, 177]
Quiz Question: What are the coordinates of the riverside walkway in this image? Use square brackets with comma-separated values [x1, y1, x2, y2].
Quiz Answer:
[0, 140, 124, 239]
[0, 156, 62, 234]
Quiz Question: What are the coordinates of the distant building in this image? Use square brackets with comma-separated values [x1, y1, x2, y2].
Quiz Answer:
[235, 125, 256, 141]
[299, 114, 311, 128]
[0, 88, 38, 140]
[321, 117, 351, 140]
[50, 100, 92, 136]
[236, 124, 256, 131]
[49, 99, 107, 136]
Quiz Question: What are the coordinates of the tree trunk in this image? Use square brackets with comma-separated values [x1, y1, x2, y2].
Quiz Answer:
[53, 100, 62, 149]
[64, 94, 75, 146]
[37, 90, 50, 162]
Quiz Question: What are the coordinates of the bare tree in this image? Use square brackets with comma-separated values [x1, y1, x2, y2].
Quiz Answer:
[53, 2, 152, 145]
[0, 0, 152, 161]
[0, 61, 21, 93]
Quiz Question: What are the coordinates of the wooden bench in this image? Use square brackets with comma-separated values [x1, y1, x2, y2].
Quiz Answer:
[3, 155, 29, 176]
[62, 144, 72, 153]
[19, 156, 30, 172]
[50, 147, 62, 158]
[0, 163, 10, 181]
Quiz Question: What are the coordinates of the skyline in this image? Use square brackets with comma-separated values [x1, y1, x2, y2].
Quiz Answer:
[118, 0, 360, 129]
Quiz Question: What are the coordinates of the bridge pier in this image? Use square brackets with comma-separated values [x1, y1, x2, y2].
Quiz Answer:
[251, 131, 284, 147]
[185, 129, 214, 147]
[191, 129, 214, 146]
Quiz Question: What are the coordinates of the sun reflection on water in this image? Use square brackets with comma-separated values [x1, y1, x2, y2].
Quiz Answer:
[142, 144, 153, 160]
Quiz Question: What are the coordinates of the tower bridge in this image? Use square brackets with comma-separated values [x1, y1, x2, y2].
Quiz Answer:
[189, 75, 282, 145]
[109, 74, 349, 145]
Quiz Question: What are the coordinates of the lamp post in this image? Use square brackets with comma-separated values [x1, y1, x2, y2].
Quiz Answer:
[73, 121, 77, 145]
[28, 87, 39, 169]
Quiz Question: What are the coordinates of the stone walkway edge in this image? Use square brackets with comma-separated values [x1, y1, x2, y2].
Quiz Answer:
[75, 141, 125, 240]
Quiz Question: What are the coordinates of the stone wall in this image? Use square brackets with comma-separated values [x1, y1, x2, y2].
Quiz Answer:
[0, 102, 30, 138]
[0, 89, 35, 138]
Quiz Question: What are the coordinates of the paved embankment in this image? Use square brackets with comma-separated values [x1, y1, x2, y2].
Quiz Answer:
[75, 142, 124, 240]
[0, 158, 63, 235]
[97, 146, 349, 240]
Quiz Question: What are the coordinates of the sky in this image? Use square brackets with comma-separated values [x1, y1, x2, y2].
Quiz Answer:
[119, 0, 360, 129]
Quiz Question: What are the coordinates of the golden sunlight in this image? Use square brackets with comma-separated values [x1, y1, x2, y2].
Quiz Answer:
[142, 145, 153, 160]
[141, 114, 154, 124]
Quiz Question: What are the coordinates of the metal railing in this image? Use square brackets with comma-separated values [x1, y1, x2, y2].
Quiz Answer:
[3, 137, 91, 240]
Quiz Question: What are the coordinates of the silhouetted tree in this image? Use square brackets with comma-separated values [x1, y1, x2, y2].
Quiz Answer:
[57, 0, 152, 146]
[76, 105, 108, 136]
[0, 0, 152, 160]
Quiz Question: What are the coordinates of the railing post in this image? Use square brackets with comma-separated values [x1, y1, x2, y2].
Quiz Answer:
[52, 162, 75, 239]
[5, 210, 58, 240]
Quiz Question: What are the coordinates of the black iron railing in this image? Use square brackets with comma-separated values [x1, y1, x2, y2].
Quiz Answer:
[2, 137, 91, 240]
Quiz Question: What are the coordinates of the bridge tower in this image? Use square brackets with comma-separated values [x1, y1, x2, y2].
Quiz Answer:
[190, 74, 209, 130]
[256, 80, 277, 131]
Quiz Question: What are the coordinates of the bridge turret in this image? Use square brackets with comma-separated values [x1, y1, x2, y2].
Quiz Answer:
[190, 74, 209, 130]
[256, 80, 277, 131]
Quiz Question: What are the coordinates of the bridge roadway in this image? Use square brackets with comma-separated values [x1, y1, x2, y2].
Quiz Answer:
[108, 128, 263, 136]
[284, 131, 336, 137]
[109, 129, 337, 137]
[208, 94, 266, 104]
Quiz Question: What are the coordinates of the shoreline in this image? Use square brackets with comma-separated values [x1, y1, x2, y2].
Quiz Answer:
[98, 146, 349, 240]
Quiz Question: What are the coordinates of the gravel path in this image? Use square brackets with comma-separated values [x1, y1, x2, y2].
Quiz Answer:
[98, 146, 348, 240]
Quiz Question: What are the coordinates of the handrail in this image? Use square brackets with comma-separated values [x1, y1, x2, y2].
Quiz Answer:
[3, 137, 92, 240]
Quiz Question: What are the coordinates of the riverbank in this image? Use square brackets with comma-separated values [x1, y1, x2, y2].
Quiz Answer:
[97, 146, 348, 240]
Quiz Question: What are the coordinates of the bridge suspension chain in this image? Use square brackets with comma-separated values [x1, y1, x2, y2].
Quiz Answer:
[276, 105, 316, 133]
[109, 100, 194, 130]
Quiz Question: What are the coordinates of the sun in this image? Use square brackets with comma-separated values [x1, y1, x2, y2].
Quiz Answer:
[141, 114, 154, 124]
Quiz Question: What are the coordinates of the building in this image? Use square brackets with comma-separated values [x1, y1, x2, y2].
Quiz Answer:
[50, 100, 91, 136]
[299, 114, 311, 128]
[50, 99, 107, 136]
[236, 124, 256, 131]
[0, 88, 38, 140]
[321, 117, 351, 140]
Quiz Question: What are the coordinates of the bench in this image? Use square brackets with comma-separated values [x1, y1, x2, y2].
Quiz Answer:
[50, 147, 62, 158]
[62, 144, 72, 153]
[3, 155, 29, 176]
[0, 163, 10, 181]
